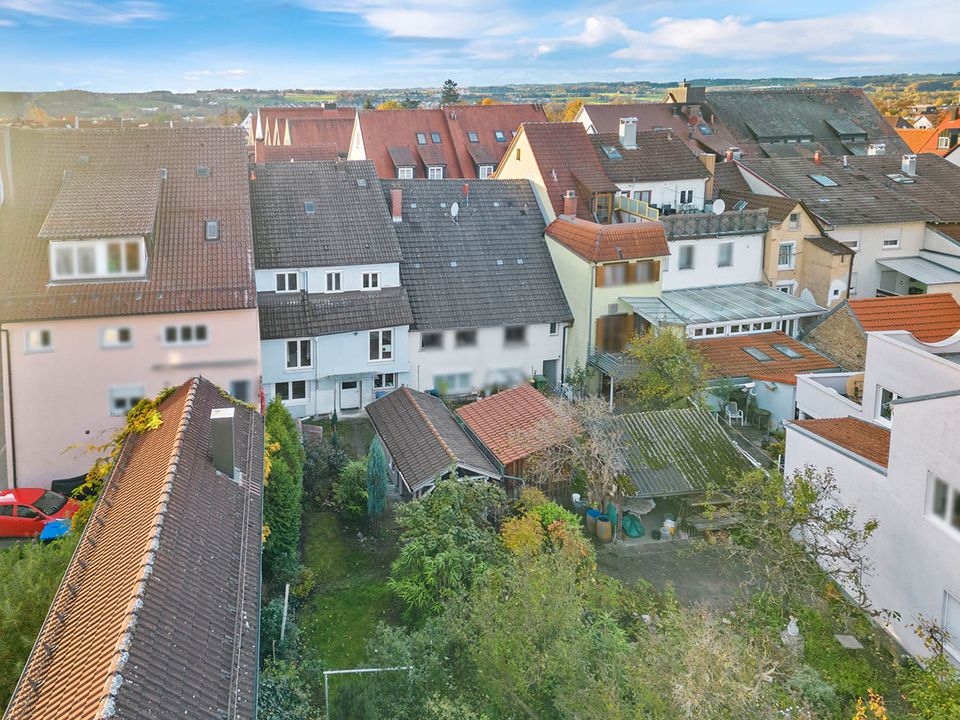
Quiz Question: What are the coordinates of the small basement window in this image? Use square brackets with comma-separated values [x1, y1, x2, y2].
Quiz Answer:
[742, 347, 773, 362]
[205, 220, 220, 241]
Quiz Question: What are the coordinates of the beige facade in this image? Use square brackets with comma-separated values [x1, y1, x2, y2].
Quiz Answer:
[494, 131, 553, 220]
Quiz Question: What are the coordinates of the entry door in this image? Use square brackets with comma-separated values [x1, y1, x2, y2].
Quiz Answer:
[340, 380, 361, 411]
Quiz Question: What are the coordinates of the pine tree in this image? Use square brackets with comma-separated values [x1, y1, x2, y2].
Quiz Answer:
[440, 79, 461, 105]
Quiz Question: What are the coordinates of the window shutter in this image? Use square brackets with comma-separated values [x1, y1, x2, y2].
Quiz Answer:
[621, 314, 633, 346]
[595, 266, 605, 288]
[594, 317, 606, 351]
[625, 262, 637, 284]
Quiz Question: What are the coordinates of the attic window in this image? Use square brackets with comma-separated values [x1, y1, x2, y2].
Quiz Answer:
[430, 132, 442, 144]
[416, 133, 427, 145]
[304, 201, 316, 214]
[733, 200, 748, 211]
[602, 146, 622, 160]
[743, 347, 773, 362]
[356, 178, 367, 187]
[160, 168, 168, 180]
[76, 155, 90, 166]
[196, 166, 210, 177]
[494, 130, 506, 142]
[467, 131, 479, 143]
[773, 343, 803, 359]
[809, 174, 837, 187]
[205, 220, 220, 241]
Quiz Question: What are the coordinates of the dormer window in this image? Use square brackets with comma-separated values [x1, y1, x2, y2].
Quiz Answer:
[50, 237, 146, 282]
[397, 167, 414, 180]
[205, 220, 220, 241]
[428, 166, 444, 180]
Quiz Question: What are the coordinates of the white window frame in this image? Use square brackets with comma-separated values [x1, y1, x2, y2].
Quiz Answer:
[49, 237, 147, 281]
[875, 385, 899, 424]
[108, 385, 144, 417]
[882, 233, 902, 249]
[24, 328, 53, 353]
[286, 338, 312, 370]
[275, 380, 307, 404]
[325, 271, 342, 293]
[397, 166, 414, 180]
[679, 189, 694, 205]
[374, 372, 396, 389]
[276, 272, 299, 293]
[162, 324, 208, 346]
[369, 329, 393, 362]
[427, 165, 444, 180]
[788, 212, 800, 230]
[777, 282, 795, 295]
[717, 242, 734, 268]
[939, 135, 951, 150]
[101, 326, 133, 349]
[434, 372, 472, 394]
[362, 271, 381, 291]
[778, 241, 796, 270]
[549, 322, 559, 336]
[944, 591, 960, 661]
[478, 165, 494, 179]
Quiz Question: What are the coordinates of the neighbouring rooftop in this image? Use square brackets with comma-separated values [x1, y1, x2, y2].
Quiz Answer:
[545, 215, 670, 263]
[695, 331, 839, 384]
[790, 416, 891, 469]
[846, 293, 960, 343]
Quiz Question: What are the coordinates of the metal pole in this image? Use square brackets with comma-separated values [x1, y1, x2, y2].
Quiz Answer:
[324, 666, 414, 720]
[324, 673, 330, 720]
[280, 582, 290, 643]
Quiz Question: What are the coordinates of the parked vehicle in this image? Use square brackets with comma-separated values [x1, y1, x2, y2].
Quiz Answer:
[0, 489, 80, 538]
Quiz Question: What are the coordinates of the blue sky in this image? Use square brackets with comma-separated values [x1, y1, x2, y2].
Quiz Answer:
[0, 0, 958, 92]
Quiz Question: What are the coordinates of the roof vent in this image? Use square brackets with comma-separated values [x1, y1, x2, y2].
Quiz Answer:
[210, 407, 236, 480]
[866, 143, 886, 156]
[356, 178, 367, 187]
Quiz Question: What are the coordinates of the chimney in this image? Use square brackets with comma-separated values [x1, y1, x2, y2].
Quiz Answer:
[391, 187, 403, 223]
[901, 154, 917, 176]
[618, 117, 638, 150]
[867, 143, 886, 156]
[724, 149, 734, 162]
[210, 407, 236, 479]
[563, 190, 577, 217]
[813, 150, 822, 165]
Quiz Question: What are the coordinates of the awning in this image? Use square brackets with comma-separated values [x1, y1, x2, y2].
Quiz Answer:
[876, 256, 960, 285]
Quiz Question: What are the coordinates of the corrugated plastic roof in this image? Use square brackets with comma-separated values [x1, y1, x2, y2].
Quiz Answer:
[875, 257, 960, 285]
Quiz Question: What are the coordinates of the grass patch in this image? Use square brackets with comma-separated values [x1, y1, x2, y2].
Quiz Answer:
[284, 93, 338, 102]
[298, 510, 398, 671]
[303, 417, 374, 459]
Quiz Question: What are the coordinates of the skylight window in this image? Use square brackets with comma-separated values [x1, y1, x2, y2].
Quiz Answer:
[494, 130, 506, 142]
[602, 146, 622, 160]
[196, 166, 210, 177]
[205, 220, 220, 241]
[773, 343, 803, 359]
[356, 178, 367, 187]
[467, 131, 479, 143]
[430, 132, 442, 144]
[809, 174, 838, 187]
[743, 347, 773, 362]
[698, 124, 713, 135]
[416, 132, 427, 145]
[733, 200, 748, 211]
[304, 201, 316, 214]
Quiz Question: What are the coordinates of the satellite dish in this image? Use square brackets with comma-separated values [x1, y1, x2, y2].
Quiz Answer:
[451, 202, 459, 220]
[712, 198, 726, 215]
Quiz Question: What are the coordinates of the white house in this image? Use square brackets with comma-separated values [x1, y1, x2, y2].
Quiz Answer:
[788, 330, 960, 661]
[251, 160, 414, 417]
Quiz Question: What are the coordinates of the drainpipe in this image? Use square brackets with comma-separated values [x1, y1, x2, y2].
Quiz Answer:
[1, 327, 16, 488]
[845, 252, 854, 302]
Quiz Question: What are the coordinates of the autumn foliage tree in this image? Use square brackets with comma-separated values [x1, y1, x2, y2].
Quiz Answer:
[622, 328, 709, 411]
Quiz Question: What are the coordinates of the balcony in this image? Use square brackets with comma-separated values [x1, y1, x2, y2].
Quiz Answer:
[796, 372, 864, 420]
[615, 194, 660, 221]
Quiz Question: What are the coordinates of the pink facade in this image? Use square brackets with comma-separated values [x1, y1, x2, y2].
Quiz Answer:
[2, 308, 261, 488]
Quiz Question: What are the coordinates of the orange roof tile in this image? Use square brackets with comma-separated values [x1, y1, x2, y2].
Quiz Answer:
[897, 127, 938, 153]
[545, 215, 669, 263]
[898, 116, 960, 156]
[457, 385, 566, 466]
[847, 293, 960, 343]
[694, 331, 838, 384]
[791, 417, 890, 468]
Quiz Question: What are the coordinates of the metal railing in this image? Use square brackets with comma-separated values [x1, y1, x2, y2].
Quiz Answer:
[614, 194, 660, 221]
[661, 208, 769, 239]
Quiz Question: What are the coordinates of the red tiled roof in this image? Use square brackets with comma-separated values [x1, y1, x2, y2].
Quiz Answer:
[791, 417, 890, 468]
[444, 103, 546, 177]
[457, 384, 562, 466]
[897, 127, 938, 153]
[516, 122, 618, 219]
[847, 293, 960, 343]
[257, 142, 339, 163]
[897, 116, 960, 156]
[694, 331, 838, 384]
[253, 107, 356, 162]
[545, 215, 669, 263]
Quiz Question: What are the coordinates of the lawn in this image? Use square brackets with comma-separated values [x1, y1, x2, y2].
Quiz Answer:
[298, 510, 398, 672]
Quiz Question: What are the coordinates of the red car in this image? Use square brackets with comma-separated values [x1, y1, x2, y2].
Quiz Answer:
[0, 488, 80, 538]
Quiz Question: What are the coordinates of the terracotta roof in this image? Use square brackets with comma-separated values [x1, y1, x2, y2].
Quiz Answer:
[457, 384, 562, 466]
[897, 127, 938, 153]
[444, 103, 546, 176]
[0, 126, 257, 323]
[589, 130, 710, 184]
[545, 215, 669, 263]
[255, 106, 355, 140]
[256, 142, 339, 163]
[897, 115, 960, 156]
[513, 122, 617, 220]
[791, 417, 890, 468]
[847, 293, 960, 343]
[694, 331, 838, 384]
[4, 377, 264, 720]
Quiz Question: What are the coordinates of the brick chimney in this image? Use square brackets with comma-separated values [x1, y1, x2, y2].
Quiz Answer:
[563, 190, 577, 217]
[813, 150, 822, 165]
[391, 187, 403, 223]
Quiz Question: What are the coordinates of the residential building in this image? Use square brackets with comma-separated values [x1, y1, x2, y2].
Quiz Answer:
[896, 108, 960, 165]
[251, 160, 413, 417]
[348, 104, 546, 180]
[735, 152, 960, 299]
[385, 179, 570, 394]
[787, 330, 960, 661]
[695, 331, 838, 429]
[718, 190, 855, 307]
[705, 87, 909, 159]
[3, 376, 264, 720]
[0, 126, 261, 489]
[366, 385, 500, 499]
[802, 293, 960, 370]
[251, 105, 356, 163]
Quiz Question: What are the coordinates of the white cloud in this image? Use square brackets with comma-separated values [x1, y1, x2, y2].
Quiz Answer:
[182, 68, 251, 81]
[0, 0, 164, 24]
[0, 17, 15, 25]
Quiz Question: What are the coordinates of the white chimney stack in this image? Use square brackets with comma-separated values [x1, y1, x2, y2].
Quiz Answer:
[618, 117, 638, 150]
[210, 407, 236, 479]
[867, 143, 886, 156]
[901, 154, 917, 176]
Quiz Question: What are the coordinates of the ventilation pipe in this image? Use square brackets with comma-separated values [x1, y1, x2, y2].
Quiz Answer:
[901, 154, 917, 176]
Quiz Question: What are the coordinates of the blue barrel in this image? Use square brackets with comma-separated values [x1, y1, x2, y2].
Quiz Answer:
[585, 508, 601, 536]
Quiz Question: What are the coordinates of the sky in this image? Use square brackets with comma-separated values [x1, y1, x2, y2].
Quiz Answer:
[0, 0, 958, 92]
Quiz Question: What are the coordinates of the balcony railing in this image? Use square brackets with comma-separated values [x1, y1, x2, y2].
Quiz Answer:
[615, 194, 660, 221]
[661, 208, 769, 239]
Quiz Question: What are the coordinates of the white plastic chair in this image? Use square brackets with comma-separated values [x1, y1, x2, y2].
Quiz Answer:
[725, 401, 745, 426]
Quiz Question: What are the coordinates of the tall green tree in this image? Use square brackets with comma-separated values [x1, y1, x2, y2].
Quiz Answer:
[440, 79, 461, 105]
[622, 328, 708, 411]
[263, 398, 305, 588]
[366, 440, 388, 532]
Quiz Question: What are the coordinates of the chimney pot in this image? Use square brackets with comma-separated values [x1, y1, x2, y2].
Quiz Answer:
[563, 190, 578, 217]
[391, 187, 403, 223]
[210, 407, 236, 479]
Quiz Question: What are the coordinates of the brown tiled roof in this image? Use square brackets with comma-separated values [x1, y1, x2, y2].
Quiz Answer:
[457, 384, 564, 466]
[717, 189, 801, 223]
[357, 109, 462, 179]
[712, 161, 752, 196]
[0, 126, 256, 323]
[3, 377, 263, 720]
[545, 215, 669, 263]
[589, 130, 710, 184]
[847, 293, 960, 342]
[694, 331, 838, 384]
[286, 116, 354, 151]
[791, 417, 890, 468]
[517, 122, 618, 220]
[444, 103, 546, 176]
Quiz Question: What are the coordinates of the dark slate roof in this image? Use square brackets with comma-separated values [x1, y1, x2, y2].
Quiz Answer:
[366, 386, 499, 492]
[257, 286, 413, 339]
[0, 126, 256, 323]
[4, 377, 263, 720]
[383, 179, 572, 331]
[249, 160, 402, 269]
[805, 233, 856, 256]
[589, 130, 710, 184]
[712, 161, 752, 196]
[739, 153, 960, 226]
[706, 88, 908, 158]
[602, 406, 751, 497]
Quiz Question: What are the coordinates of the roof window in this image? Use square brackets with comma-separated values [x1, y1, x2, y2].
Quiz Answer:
[356, 178, 367, 187]
[430, 132, 442, 144]
[602, 146, 622, 160]
[196, 166, 210, 177]
[416, 132, 427, 145]
[304, 201, 316, 214]
[467, 131, 479, 143]
[205, 220, 220, 241]
[733, 199, 748, 211]
[773, 343, 803, 359]
[494, 130, 507, 142]
[742, 347, 773, 362]
[809, 174, 837, 187]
